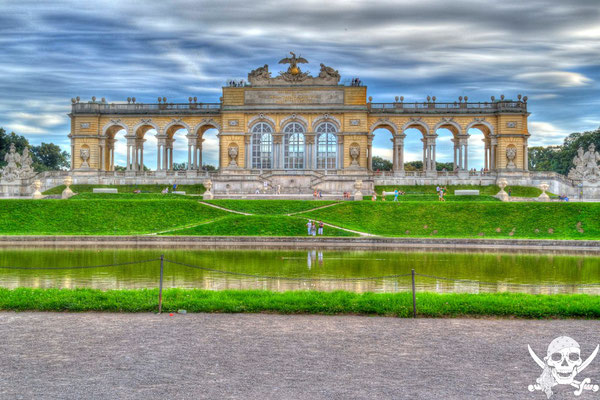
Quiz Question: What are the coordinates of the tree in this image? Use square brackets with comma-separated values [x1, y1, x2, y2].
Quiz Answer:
[404, 161, 423, 171]
[436, 162, 454, 171]
[30, 143, 70, 171]
[202, 164, 217, 171]
[372, 156, 392, 171]
[0, 128, 29, 167]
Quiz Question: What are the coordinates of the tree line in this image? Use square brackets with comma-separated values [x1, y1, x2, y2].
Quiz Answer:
[0, 127, 70, 172]
[528, 126, 600, 175]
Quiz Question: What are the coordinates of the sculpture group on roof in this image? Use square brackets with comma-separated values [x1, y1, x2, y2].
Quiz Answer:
[568, 143, 600, 182]
[248, 52, 340, 86]
[0, 143, 35, 182]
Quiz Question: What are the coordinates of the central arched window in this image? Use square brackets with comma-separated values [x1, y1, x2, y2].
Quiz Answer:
[316, 122, 338, 169]
[251, 122, 273, 169]
[283, 122, 305, 169]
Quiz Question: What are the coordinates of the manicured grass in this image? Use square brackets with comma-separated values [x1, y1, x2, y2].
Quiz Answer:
[70, 193, 197, 200]
[375, 184, 546, 197]
[166, 215, 357, 236]
[0, 200, 225, 235]
[1, 288, 600, 318]
[366, 194, 500, 202]
[43, 184, 206, 195]
[204, 199, 338, 215]
[304, 202, 600, 239]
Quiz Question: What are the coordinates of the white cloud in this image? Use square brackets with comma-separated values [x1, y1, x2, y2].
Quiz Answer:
[515, 71, 593, 88]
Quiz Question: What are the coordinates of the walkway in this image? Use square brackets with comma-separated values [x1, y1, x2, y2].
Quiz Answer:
[1, 313, 599, 399]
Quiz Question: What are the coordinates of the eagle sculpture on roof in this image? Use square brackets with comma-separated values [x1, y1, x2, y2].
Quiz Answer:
[278, 52, 308, 75]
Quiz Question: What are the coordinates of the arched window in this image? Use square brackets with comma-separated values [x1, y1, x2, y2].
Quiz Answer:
[283, 122, 305, 169]
[316, 122, 337, 169]
[251, 122, 273, 169]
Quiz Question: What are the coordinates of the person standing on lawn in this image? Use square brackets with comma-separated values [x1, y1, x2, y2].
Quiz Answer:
[318, 221, 324, 235]
[394, 189, 399, 202]
[306, 220, 312, 235]
[311, 221, 317, 236]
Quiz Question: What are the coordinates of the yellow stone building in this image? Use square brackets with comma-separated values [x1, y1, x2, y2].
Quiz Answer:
[68, 54, 531, 194]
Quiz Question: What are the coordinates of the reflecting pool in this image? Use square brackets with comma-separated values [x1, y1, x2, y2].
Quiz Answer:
[0, 249, 599, 294]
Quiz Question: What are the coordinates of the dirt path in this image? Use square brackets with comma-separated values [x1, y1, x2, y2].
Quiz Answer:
[1, 312, 599, 399]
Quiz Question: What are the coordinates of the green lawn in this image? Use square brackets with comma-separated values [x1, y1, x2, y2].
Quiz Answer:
[2, 288, 600, 318]
[0, 200, 225, 235]
[166, 215, 357, 236]
[70, 193, 197, 200]
[368, 194, 500, 202]
[303, 202, 600, 239]
[43, 184, 206, 195]
[204, 199, 338, 214]
[375, 184, 546, 197]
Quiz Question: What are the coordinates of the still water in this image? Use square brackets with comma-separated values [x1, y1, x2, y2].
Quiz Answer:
[0, 249, 599, 294]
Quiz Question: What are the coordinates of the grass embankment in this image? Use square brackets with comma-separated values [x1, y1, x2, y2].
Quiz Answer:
[204, 199, 338, 214]
[375, 184, 545, 197]
[43, 184, 206, 195]
[304, 202, 600, 239]
[368, 194, 500, 202]
[166, 215, 357, 236]
[0, 200, 225, 235]
[2, 288, 600, 318]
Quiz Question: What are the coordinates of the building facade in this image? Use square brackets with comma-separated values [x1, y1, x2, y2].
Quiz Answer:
[67, 54, 531, 194]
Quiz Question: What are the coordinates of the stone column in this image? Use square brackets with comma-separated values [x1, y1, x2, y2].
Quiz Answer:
[391, 137, 398, 172]
[453, 139, 458, 170]
[169, 148, 174, 170]
[463, 142, 468, 171]
[244, 135, 250, 169]
[431, 139, 437, 171]
[98, 143, 105, 171]
[110, 147, 114, 171]
[421, 138, 427, 171]
[483, 139, 489, 171]
[198, 139, 203, 169]
[140, 140, 144, 171]
[70, 143, 75, 170]
[523, 140, 529, 170]
[490, 137, 498, 171]
[126, 144, 131, 171]
[367, 135, 373, 171]
[337, 135, 344, 170]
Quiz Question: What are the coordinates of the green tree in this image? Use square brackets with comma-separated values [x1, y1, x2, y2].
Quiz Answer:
[404, 161, 423, 171]
[0, 128, 29, 167]
[30, 143, 70, 171]
[372, 156, 392, 171]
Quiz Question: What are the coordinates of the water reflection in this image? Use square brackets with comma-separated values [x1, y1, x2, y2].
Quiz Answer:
[0, 248, 599, 294]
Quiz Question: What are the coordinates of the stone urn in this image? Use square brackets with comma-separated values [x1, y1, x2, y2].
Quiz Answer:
[31, 179, 44, 199]
[61, 176, 75, 199]
[506, 147, 517, 170]
[353, 179, 363, 201]
[496, 178, 509, 202]
[203, 179, 214, 200]
[349, 144, 360, 167]
[228, 146, 238, 167]
[538, 182, 550, 202]
[80, 148, 90, 169]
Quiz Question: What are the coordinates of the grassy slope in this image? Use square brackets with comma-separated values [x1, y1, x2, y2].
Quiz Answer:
[2, 288, 600, 318]
[375, 184, 545, 197]
[304, 202, 600, 239]
[204, 200, 338, 214]
[166, 215, 357, 236]
[368, 194, 500, 202]
[0, 200, 225, 235]
[43, 184, 206, 195]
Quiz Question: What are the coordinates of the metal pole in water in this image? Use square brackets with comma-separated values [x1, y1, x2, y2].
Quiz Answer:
[158, 255, 164, 314]
[411, 269, 417, 318]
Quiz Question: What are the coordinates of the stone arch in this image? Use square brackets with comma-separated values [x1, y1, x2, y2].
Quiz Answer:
[280, 114, 309, 131]
[248, 114, 276, 131]
[370, 119, 398, 136]
[102, 120, 128, 137]
[164, 119, 192, 138]
[312, 114, 341, 131]
[466, 119, 494, 137]
[132, 120, 161, 138]
[433, 119, 462, 136]
[193, 119, 221, 136]
[402, 120, 429, 136]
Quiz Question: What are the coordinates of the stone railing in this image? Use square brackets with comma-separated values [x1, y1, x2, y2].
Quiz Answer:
[72, 102, 222, 115]
[368, 101, 527, 114]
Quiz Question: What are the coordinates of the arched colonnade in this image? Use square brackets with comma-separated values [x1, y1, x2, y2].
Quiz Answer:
[368, 118, 497, 172]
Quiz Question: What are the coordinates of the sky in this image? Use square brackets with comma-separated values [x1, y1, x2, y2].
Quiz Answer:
[0, 0, 599, 168]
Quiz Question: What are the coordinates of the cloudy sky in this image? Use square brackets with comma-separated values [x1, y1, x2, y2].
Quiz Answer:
[1, 0, 599, 168]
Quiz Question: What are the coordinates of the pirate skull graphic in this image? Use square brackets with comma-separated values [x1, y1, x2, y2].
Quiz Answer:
[528, 336, 599, 398]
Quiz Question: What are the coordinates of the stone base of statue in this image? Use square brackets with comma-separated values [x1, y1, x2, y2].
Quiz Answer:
[537, 192, 550, 202]
[353, 191, 363, 201]
[203, 190, 214, 200]
[61, 187, 75, 199]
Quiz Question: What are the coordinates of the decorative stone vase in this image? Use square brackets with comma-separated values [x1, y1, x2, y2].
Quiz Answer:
[62, 176, 75, 199]
[31, 179, 44, 199]
[506, 147, 517, 169]
[80, 148, 90, 169]
[353, 179, 363, 201]
[228, 146, 238, 167]
[203, 179, 214, 200]
[349, 144, 360, 166]
[538, 182, 550, 202]
[496, 178, 509, 202]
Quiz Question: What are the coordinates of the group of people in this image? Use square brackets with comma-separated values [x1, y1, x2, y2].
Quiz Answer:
[313, 190, 323, 199]
[435, 185, 447, 201]
[370, 189, 406, 202]
[228, 79, 245, 87]
[306, 220, 325, 236]
[342, 191, 352, 199]
[350, 77, 362, 86]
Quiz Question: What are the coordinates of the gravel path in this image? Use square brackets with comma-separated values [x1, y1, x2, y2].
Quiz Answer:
[1, 313, 600, 399]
